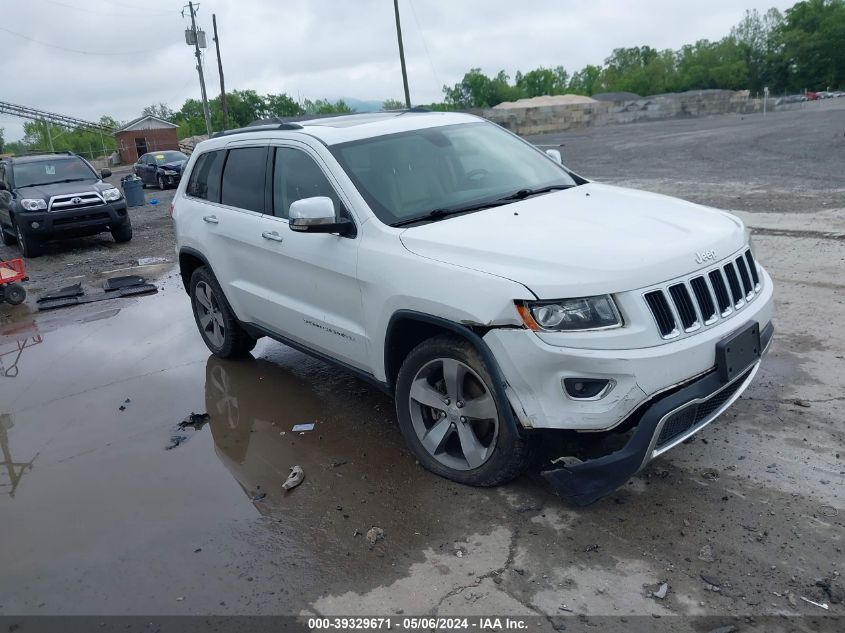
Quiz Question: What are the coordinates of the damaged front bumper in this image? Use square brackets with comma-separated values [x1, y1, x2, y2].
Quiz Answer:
[544, 321, 774, 506]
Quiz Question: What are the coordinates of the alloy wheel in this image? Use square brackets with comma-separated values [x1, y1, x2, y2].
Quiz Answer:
[407, 357, 499, 471]
[195, 281, 226, 348]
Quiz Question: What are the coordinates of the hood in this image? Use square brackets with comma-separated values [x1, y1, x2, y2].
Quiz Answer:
[399, 182, 746, 298]
[16, 179, 109, 201]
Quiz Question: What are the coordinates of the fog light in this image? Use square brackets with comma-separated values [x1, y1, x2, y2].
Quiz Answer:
[31, 221, 40, 229]
[563, 378, 614, 400]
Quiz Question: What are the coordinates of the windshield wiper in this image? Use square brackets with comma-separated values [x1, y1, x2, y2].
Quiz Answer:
[23, 178, 88, 187]
[496, 184, 574, 202]
[390, 198, 514, 227]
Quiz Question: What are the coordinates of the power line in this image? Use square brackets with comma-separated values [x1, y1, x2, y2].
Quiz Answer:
[0, 26, 154, 56]
[407, 0, 443, 90]
[38, 0, 173, 18]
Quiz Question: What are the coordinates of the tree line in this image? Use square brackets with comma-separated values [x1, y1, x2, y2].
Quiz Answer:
[441, 0, 845, 108]
[2, 0, 841, 157]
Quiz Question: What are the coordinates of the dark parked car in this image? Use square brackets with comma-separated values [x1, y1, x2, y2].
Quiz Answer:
[0, 152, 131, 258]
[133, 151, 190, 190]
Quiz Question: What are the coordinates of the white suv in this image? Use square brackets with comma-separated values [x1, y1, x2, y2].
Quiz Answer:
[172, 111, 773, 504]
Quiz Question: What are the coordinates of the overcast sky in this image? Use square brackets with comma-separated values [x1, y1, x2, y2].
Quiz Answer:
[0, 0, 795, 141]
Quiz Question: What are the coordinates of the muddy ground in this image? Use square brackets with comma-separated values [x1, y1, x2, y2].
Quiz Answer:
[0, 101, 843, 630]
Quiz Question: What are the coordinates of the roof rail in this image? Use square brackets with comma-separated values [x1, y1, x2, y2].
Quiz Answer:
[211, 122, 304, 139]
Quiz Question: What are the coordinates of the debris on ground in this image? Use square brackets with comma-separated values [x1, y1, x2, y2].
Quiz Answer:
[706, 626, 737, 633]
[701, 574, 722, 587]
[701, 469, 719, 480]
[330, 460, 347, 468]
[816, 578, 844, 604]
[118, 398, 130, 411]
[282, 465, 304, 490]
[365, 526, 384, 549]
[584, 544, 600, 552]
[819, 505, 838, 518]
[138, 256, 169, 266]
[698, 544, 716, 562]
[792, 398, 811, 407]
[652, 583, 669, 599]
[292, 423, 315, 433]
[165, 435, 188, 450]
[103, 275, 146, 291]
[800, 596, 829, 610]
[179, 412, 210, 431]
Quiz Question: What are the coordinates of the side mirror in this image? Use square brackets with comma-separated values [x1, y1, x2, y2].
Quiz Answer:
[289, 196, 354, 236]
[545, 149, 562, 164]
[100, 168, 112, 179]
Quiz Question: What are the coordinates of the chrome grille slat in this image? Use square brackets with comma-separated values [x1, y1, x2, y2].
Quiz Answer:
[643, 248, 762, 340]
[47, 191, 105, 213]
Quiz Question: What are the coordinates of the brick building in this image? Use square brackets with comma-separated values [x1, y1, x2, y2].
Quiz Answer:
[114, 115, 180, 164]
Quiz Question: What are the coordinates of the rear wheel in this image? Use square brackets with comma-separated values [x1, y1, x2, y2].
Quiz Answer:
[190, 266, 257, 358]
[157, 175, 166, 190]
[3, 283, 26, 305]
[395, 335, 531, 487]
[111, 217, 133, 243]
[14, 220, 43, 258]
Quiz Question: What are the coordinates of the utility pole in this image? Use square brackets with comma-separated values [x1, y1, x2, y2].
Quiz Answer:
[185, 2, 212, 136]
[45, 121, 54, 152]
[212, 14, 229, 130]
[393, 0, 411, 108]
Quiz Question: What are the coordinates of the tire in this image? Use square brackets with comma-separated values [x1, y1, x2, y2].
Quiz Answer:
[111, 217, 133, 243]
[1, 225, 15, 246]
[157, 175, 166, 190]
[14, 220, 43, 258]
[3, 282, 26, 305]
[189, 266, 257, 358]
[395, 334, 531, 487]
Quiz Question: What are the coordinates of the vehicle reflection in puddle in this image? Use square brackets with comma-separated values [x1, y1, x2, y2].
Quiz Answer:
[202, 353, 451, 544]
[0, 335, 43, 378]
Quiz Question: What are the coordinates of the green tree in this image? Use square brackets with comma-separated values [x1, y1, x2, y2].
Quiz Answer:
[0, 127, 4, 153]
[381, 98, 407, 110]
[515, 66, 569, 97]
[443, 68, 523, 108]
[142, 103, 175, 120]
[567, 65, 603, 95]
[302, 99, 353, 115]
[776, 0, 845, 91]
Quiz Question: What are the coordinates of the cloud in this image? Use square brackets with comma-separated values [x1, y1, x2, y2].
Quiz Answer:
[1, 0, 794, 141]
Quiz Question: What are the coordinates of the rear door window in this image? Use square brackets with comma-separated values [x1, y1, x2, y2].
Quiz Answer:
[186, 150, 225, 202]
[221, 147, 267, 213]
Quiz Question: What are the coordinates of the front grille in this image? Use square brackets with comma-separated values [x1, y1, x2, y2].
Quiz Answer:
[48, 191, 105, 213]
[655, 367, 751, 447]
[644, 248, 762, 340]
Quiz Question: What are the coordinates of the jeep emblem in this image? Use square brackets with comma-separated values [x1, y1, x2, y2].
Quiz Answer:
[695, 249, 717, 264]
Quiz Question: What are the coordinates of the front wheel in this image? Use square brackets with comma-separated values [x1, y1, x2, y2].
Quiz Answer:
[395, 335, 531, 487]
[157, 175, 166, 190]
[1, 225, 15, 246]
[189, 266, 257, 358]
[111, 218, 133, 243]
[14, 220, 43, 258]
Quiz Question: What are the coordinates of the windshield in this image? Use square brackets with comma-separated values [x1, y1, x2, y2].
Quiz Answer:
[152, 151, 189, 164]
[330, 122, 577, 226]
[13, 157, 98, 188]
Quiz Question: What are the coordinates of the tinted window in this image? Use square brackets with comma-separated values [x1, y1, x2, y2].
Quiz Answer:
[272, 148, 340, 219]
[186, 150, 225, 202]
[221, 147, 267, 213]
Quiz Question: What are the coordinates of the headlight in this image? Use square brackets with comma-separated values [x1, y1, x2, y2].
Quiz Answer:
[517, 295, 622, 332]
[163, 170, 178, 176]
[102, 187, 122, 202]
[20, 198, 47, 211]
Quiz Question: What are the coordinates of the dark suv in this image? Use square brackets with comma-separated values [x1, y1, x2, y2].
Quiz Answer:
[0, 152, 132, 257]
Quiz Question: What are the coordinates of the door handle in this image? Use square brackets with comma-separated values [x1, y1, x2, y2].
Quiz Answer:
[261, 231, 283, 242]
[203, 215, 219, 224]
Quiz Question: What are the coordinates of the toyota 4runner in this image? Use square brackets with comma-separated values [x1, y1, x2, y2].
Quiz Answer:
[172, 112, 774, 504]
[0, 152, 131, 257]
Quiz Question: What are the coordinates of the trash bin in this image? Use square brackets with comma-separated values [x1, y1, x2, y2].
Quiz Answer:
[121, 175, 145, 208]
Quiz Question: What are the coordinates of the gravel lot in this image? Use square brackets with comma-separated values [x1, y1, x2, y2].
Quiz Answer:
[0, 101, 842, 628]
